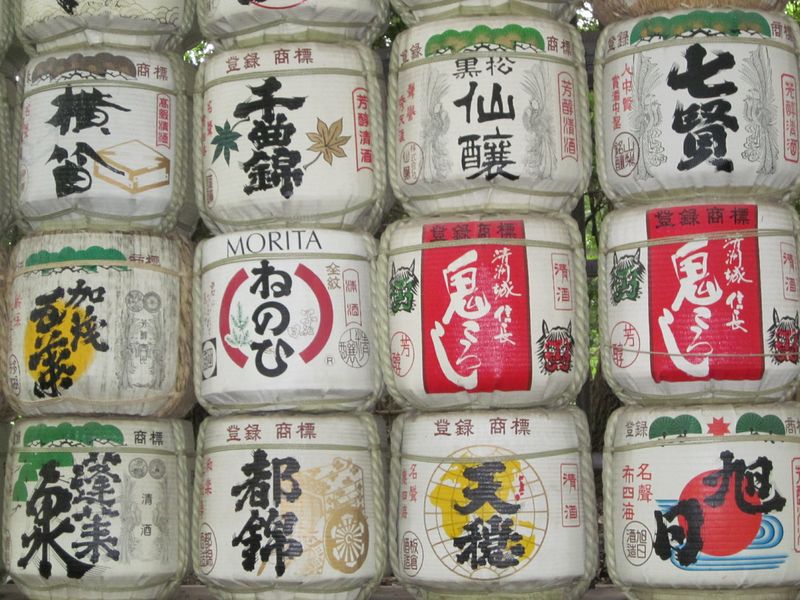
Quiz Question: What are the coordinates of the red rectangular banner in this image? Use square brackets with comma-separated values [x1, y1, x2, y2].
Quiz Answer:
[647, 205, 763, 382]
[421, 220, 531, 393]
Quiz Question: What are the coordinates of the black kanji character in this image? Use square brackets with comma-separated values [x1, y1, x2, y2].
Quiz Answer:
[18, 460, 93, 579]
[453, 81, 516, 124]
[703, 451, 786, 515]
[455, 462, 521, 516]
[47, 87, 131, 136]
[233, 77, 306, 124]
[453, 515, 525, 570]
[250, 338, 295, 378]
[653, 498, 705, 566]
[232, 508, 303, 576]
[71, 514, 119, 564]
[249, 260, 292, 299]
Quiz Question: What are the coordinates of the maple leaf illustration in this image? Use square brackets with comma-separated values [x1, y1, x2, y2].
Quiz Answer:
[210, 120, 242, 166]
[306, 118, 350, 166]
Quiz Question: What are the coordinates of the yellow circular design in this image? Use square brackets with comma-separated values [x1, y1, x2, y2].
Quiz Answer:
[325, 506, 369, 574]
[24, 300, 97, 391]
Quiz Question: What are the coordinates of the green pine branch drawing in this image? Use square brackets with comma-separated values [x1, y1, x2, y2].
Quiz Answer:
[225, 302, 251, 347]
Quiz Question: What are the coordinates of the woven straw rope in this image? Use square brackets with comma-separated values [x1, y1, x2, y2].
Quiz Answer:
[593, 0, 786, 28]
[390, 0, 584, 24]
[387, 19, 592, 216]
[192, 415, 387, 599]
[603, 407, 800, 600]
[12, 48, 188, 232]
[198, 0, 390, 48]
[3, 231, 193, 417]
[597, 203, 800, 405]
[195, 42, 387, 234]
[15, 0, 194, 55]
[376, 214, 590, 410]
[390, 409, 598, 599]
[4, 418, 191, 599]
[192, 234, 383, 415]
[594, 15, 800, 207]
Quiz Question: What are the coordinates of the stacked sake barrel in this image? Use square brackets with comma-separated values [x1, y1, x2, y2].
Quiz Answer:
[593, 0, 800, 597]
[380, 1, 598, 597]
[2, 2, 196, 598]
[192, 2, 390, 598]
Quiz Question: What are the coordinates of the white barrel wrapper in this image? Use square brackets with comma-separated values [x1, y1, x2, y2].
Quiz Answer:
[592, 0, 787, 26]
[17, 47, 190, 232]
[604, 404, 800, 599]
[0, 424, 10, 581]
[600, 201, 800, 404]
[199, 0, 390, 48]
[380, 214, 588, 410]
[197, 42, 387, 234]
[193, 413, 386, 600]
[595, 10, 800, 205]
[389, 16, 591, 216]
[6, 231, 192, 417]
[196, 229, 381, 414]
[390, 0, 583, 24]
[3, 417, 192, 600]
[391, 408, 597, 599]
[16, 0, 194, 53]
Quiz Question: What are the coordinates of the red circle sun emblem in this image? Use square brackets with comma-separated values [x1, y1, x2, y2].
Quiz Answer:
[678, 469, 762, 556]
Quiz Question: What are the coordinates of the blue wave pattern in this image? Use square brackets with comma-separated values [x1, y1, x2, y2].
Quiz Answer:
[655, 500, 787, 571]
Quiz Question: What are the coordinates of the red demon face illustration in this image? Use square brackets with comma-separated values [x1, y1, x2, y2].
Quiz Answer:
[537, 320, 573, 374]
[768, 309, 799, 364]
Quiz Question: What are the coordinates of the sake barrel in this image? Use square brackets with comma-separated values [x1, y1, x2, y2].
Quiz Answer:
[0, 424, 10, 582]
[3, 416, 192, 599]
[380, 214, 588, 410]
[605, 403, 800, 599]
[193, 413, 386, 599]
[389, 16, 591, 216]
[16, 0, 194, 53]
[199, 0, 390, 48]
[0, 0, 11, 60]
[599, 201, 800, 404]
[592, 0, 787, 26]
[594, 10, 800, 205]
[390, 0, 584, 24]
[17, 47, 190, 232]
[391, 408, 597, 598]
[6, 231, 193, 417]
[195, 229, 381, 414]
[197, 42, 388, 233]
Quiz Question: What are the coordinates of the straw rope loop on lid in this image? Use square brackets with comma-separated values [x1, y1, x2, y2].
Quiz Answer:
[15, 0, 194, 55]
[199, 0, 390, 49]
[390, 0, 585, 25]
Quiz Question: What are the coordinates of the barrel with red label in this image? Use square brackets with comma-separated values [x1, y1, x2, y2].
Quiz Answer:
[380, 214, 588, 410]
[389, 16, 591, 215]
[593, 0, 787, 26]
[391, 408, 597, 598]
[199, 0, 389, 48]
[595, 9, 800, 205]
[604, 403, 800, 599]
[17, 47, 191, 232]
[6, 231, 193, 417]
[600, 201, 800, 404]
[193, 413, 385, 599]
[195, 229, 381, 414]
[5, 416, 193, 599]
[17, 0, 194, 53]
[197, 41, 387, 233]
[390, 0, 584, 23]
